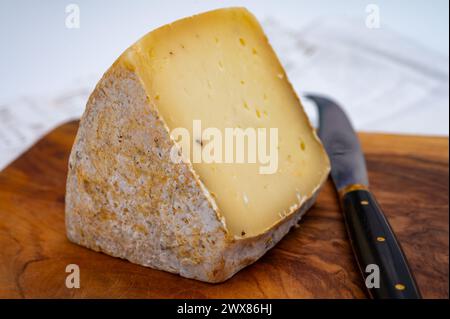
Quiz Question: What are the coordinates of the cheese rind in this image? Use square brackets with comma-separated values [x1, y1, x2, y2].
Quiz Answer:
[65, 7, 330, 282]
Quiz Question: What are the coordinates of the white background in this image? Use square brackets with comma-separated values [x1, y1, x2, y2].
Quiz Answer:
[0, 1, 448, 169]
[1, 0, 448, 102]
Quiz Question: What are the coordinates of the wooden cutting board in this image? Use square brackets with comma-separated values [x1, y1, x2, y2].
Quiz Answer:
[0, 121, 448, 299]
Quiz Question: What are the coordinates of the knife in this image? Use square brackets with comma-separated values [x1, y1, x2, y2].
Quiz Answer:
[305, 94, 422, 299]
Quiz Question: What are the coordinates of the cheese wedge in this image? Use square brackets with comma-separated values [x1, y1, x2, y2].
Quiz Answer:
[65, 7, 330, 283]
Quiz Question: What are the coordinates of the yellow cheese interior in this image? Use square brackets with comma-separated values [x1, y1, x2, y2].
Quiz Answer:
[120, 8, 330, 237]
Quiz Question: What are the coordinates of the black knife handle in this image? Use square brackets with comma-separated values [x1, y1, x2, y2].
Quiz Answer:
[341, 189, 422, 299]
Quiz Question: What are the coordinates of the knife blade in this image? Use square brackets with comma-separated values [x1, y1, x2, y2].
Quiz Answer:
[305, 94, 422, 299]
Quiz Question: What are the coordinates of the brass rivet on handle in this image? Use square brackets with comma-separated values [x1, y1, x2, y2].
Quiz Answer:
[376, 236, 386, 242]
[395, 283, 406, 291]
[361, 200, 369, 205]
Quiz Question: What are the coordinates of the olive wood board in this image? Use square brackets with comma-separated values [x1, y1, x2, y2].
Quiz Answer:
[0, 121, 448, 298]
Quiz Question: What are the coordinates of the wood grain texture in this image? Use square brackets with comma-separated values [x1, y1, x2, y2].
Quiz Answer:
[0, 121, 448, 299]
